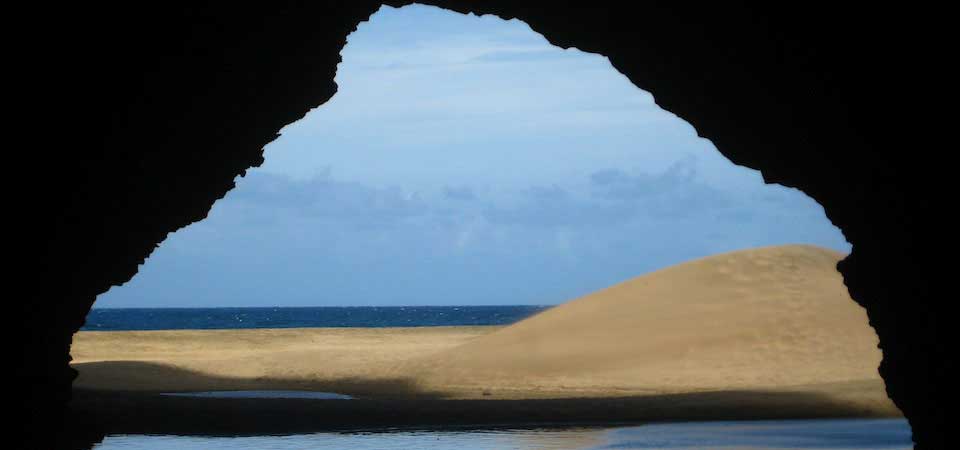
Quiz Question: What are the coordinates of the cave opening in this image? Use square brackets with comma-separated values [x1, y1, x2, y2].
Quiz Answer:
[68, 4, 907, 449]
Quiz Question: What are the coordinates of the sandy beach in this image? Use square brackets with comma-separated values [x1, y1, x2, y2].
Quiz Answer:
[72, 326, 496, 397]
[70, 245, 900, 434]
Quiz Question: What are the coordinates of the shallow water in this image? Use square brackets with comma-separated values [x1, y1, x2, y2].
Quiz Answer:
[94, 418, 911, 449]
[161, 390, 352, 400]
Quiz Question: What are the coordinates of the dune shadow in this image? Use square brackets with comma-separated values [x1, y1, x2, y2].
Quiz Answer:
[72, 360, 444, 399]
[71, 360, 895, 437]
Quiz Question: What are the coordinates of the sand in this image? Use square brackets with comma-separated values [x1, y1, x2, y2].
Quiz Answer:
[72, 326, 495, 396]
[404, 245, 888, 397]
[70, 244, 900, 433]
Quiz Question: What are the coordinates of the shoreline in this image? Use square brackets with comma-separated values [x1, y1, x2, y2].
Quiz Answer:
[70, 324, 900, 436]
[72, 386, 901, 437]
[70, 327, 898, 402]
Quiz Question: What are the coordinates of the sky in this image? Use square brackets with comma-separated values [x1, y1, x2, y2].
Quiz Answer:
[95, 5, 849, 308]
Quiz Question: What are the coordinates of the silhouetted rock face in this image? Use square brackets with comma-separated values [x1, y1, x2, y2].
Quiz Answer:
[12, 2, 944, 449]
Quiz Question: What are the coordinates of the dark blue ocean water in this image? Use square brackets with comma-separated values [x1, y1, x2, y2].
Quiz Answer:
[94, 418, 912, 449]
[82, 306, 552, 331]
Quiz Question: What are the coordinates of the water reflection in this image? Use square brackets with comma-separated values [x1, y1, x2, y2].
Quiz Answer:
[95, 418, 911, 450]
[598, 419, 911, 449]
[161, 390, 352, 400]
[96, 428, 602, 450]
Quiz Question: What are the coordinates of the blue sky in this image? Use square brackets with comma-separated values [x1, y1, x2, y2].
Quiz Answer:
[95, 5, 849, 308]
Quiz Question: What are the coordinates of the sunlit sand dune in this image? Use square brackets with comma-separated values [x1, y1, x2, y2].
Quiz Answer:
[404, 245, 892, 407]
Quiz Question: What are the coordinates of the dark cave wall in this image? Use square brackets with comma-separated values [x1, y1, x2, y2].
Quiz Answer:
[14, 2, 944, 448]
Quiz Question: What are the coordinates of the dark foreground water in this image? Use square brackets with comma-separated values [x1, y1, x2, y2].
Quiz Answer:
[161, 390, 353, 400]
[83, 306, 551, 331]
[93, 418, 911, 449]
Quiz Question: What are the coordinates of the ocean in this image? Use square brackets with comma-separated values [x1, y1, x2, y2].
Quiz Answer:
[82, 305, 552, 331]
